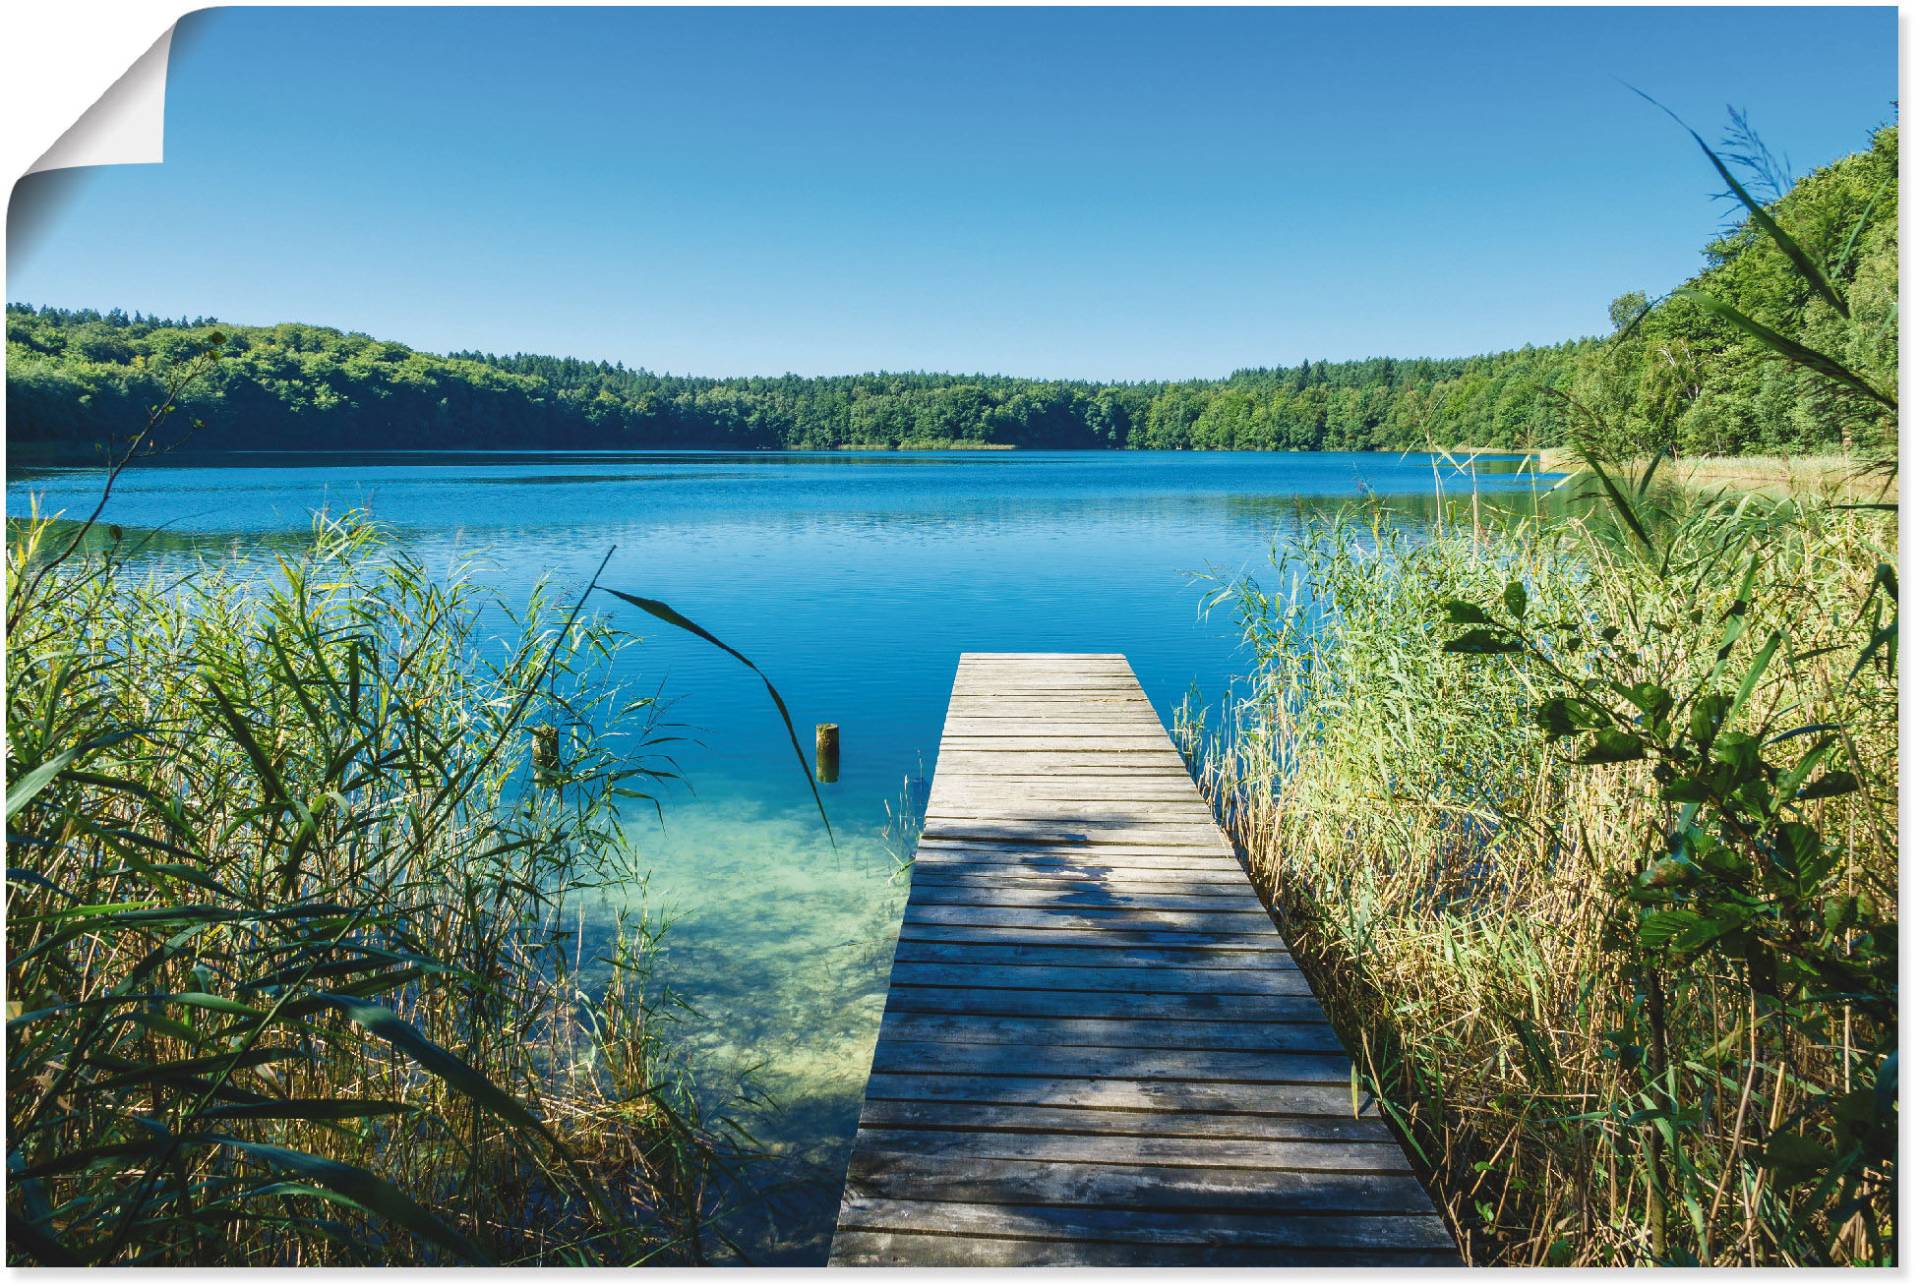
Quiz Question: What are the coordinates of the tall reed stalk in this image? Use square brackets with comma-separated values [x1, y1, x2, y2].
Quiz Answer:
[6, 510, 743, 1264]
[1185, 488, 1895, 1265]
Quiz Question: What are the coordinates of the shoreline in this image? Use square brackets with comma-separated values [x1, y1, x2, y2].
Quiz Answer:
[1534, 448, 1896, 498]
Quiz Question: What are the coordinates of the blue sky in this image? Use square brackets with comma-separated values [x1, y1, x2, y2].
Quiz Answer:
[7, 6, 1896, 380]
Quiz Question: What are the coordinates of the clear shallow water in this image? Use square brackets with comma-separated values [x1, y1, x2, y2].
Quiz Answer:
[7, 449, 1554, 1261]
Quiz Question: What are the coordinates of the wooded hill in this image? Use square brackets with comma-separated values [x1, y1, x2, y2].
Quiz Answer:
[6, 125, 1893, 456]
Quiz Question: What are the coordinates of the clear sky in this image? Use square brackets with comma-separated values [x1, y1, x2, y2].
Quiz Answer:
[6, 5, 1897, 380]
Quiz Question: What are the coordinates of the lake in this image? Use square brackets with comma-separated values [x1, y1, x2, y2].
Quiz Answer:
[5, 448, 1557, 1261]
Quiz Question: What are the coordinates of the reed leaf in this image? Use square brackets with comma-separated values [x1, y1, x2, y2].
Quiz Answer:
[600, 588, 835, 847]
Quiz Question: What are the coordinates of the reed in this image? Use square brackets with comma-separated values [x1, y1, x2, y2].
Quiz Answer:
[1185, 485, 1896, 1265]
[6, 509, 744, 1265]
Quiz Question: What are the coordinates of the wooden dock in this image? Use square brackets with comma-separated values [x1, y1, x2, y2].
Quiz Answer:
[828, 653, 1459, 1266]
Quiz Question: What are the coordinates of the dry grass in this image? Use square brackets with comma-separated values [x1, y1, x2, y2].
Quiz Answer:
[1183, 493, 1897, 1265]
[1535, 449, 1896, 500]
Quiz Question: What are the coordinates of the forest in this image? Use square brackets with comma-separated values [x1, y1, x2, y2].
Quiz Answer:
[5, 124, 1894, 458]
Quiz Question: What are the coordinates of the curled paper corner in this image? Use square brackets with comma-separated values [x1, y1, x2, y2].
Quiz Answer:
[11, 21, 181, 269]
[27, 25, 177, 176]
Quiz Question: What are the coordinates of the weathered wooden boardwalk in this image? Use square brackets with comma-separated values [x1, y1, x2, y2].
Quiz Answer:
[828, 653, 1459, 1266]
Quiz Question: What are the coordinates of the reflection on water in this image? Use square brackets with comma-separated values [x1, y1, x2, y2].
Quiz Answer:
[6, 448, 1559, 1262]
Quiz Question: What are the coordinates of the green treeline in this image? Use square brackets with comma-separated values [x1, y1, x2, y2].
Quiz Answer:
[6, 125, 1893, 455]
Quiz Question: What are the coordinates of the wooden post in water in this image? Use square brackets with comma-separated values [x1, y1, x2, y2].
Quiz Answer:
[815, 722, 840, 784]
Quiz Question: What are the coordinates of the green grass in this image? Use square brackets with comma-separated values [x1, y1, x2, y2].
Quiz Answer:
[6, 510, 747, 1265]
[1183, 486, 1896, 1265]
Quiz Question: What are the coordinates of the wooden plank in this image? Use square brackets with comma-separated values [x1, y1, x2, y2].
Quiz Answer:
[919, 838, 1233, 858]
[883, 986, 1327, 1022]
[892, 940, 1290, 970]
[894, 922, 1293, 952]
[859, 1071, 1372, 1116]
[925, 797, 1219, 815]
[924, 814, 1220, 831]
[911, 855, 1237, 877]
[912, 853, 1242, 873]
[947, 690, 1153, 700]
[887, 960, 1314, 996]
[845, 1153, 1433, 1211]
[906, 884, 1268, 913]
[929, 789, 1203, 805]
[879, 1011, 1343, 1052]
[847, 1126, 1405, 1174]
[909, 864, 1254, 887]
[830, 1232, 1458, 1267]
[895, 930, 1292, 958]
[866, 1039, 1351, 1085]
[930, 788, 1199, 798]
[935, 745, 1187, 758]
[840, 1198, 1456, 1251]
[857, 1098, 1387, 1140]
[920, 824, 1229, 847]
[909, 869, 1252, 893]
[940, 726, 1168, 736]
[943, 713, 1164, 724]
[957, 651, 1128, 657]
[937, 761, 1190, 773]
[948, 683, 1147, 694]
[830, 653, 1453, 1267]
[941, 736, 1178, 752]
[954, 664, 1143, 675]
[914, 851, 1238, 871]
[899, 906, 1279, 937]
[940, 711, 1163, 723]
[926, 797, 1207, 810]
[956, 655, 1132, 663]
[944, 697, 1154, 706]
[910, 869, 1252, 891]
[914, 839, 1238, 861]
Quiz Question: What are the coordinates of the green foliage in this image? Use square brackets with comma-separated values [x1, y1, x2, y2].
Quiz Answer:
[5, 512, 746, 1264]
[4, 118, 1895, 457]
[3, 306, 1590, 452]
[1440, 506, 1896, 1262]
[1407, 135, 1897, 1262]
[1193, 487, 1896, 1266]
[1651, 121, 1898, 457]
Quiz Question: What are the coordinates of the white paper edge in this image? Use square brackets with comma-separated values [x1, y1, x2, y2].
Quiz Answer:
[25, 24, 176, 176]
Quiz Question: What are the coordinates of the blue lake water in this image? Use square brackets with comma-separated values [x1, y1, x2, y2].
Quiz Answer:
[6, 448, 1556, 1261]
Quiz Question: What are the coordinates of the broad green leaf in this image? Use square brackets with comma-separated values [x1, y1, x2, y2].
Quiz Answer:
[1502, 581, 1527, 620]
[1638, 909, 1705, 950]
[1760, 1130, 1835, 1187]
[1690, 693, 1734, 747]
[1624, 682, 1674, 722]
[1534, 696, 1589, 739]
[1579, 730, 1644, 764]
[1798, 771, 1860, 801]
[1442, 628, 1520, 655]
[1639, 858, 1695, 889]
